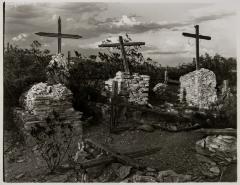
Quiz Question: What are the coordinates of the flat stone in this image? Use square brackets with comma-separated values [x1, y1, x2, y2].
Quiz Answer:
[146, 167, 157, 172]
[209, 166, 220, 175]
[132, 175, 157, 182]
[157, 170, 191, 182]
[195, 154, 216, 165]
[138, 124, 154, 132]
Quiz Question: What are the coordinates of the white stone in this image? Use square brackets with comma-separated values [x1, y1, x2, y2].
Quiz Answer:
[179, 68, 217, 109]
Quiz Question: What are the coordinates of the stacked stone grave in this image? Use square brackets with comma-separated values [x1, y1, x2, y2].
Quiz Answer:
[105, 71, 150, 105]
[14, 54, 82, 143]
[195, 135, 236, 178]
[179, 68, 217, 109]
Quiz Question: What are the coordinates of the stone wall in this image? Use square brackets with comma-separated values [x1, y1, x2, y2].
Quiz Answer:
[105, 71, 150, 105]
[14, 82, 82, 142]
[179, 68, 217, 109]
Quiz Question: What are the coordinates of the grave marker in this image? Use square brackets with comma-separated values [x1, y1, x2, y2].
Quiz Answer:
[35, 16, 82, 53]
[99, 36, 145, 73]
[182, 25, 211, 70]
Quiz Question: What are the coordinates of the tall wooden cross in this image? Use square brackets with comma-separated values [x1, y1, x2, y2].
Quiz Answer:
[182, 25, 211, 70]
[35, 16, 82, 53]
[98, 36, 145, 73]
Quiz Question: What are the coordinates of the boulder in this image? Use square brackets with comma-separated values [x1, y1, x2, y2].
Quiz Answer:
[131, 174, 157, 182]
[179, 68, 217, 109]
[157, 170, 191, 182]
[196, 135, 237, 162]
[138, 124, 154, 132]
[153, 83, 167, 95]
[111, 163, 132, 180]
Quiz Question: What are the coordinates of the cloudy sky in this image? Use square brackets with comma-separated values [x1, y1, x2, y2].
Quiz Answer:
[5, 1, 237, 66]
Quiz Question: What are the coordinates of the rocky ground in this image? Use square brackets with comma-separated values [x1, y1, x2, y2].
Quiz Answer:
[3, 122, 237, 182]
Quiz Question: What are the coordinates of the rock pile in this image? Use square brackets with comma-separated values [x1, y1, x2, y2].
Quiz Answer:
[122, 169, 191, 182]
[196, 135, 236, 160]
[153, 83, 167, 95]
[105, 71, 150, 105]
[179, 68, 217, 109]
[70, 141, 192, 183]
[195, 135, 236, 178]
[47, 53, 71, 84]
[14, 82, 82, 133]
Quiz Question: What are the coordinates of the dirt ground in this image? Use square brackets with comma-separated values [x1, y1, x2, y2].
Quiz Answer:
[4, 123, 237, 182]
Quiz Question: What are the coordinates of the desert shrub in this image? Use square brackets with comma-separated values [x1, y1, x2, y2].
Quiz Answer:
[30, 111, 75, 172]
[4, 41, 51, 130]
[204, 87, 237, 129]
[216, 90, 237, 128]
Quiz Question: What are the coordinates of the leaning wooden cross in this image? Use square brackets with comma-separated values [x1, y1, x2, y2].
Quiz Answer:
[35, 16, 82, 53]
[182, 25, 211, 70]
[98, 36, 145, 73]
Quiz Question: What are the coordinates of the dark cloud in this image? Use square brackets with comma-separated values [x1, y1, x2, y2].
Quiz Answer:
[192, 12, 235, 24]
[5, 2, 236, 60]
[6, 2, 236, 41]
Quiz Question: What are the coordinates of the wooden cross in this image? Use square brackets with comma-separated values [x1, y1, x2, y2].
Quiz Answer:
[35, 16, 82, 53]
[182, 25, 211, 70]
[98, 36, 145, 73]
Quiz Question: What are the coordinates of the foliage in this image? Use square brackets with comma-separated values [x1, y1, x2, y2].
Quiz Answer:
[4, 41, 51, 130]
[170, 53, 236, 87]
[30, 111, 75, 172]
[99, 33, 146, 67]
[4, 37, 236, 127]
[208, 88, 237, 128]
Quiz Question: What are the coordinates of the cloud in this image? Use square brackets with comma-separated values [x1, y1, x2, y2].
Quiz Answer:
[5, 2, 236, 65]
[52, 14, 58, 21]
[93, 16, 187, 37]
[12, 33, 28, 42]
[188, 3, 236, 24]
[66, 17, 74, 22]
[79, 36, 120, 49]
[113, 15, 141, 26]
[191, 12, 235, 24]
[6, 2, 236, 42]
[147, 50, 189, 55]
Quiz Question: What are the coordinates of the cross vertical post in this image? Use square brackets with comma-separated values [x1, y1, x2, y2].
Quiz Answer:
[98, 36, 145, 74]
[58, 16, 61, 54]
[35, 16, 82, 53]
[3, 1, 5, 55]
[119, 36, 130, 73]
[195, 25, 199, 70]
[182, 25, 211, 71]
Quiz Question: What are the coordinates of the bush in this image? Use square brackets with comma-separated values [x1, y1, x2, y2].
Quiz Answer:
[4, 42, 51, 130]
[30, 111, 75, 172]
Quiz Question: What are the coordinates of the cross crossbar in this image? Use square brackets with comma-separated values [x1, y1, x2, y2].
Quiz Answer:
[35, 16, 82, 53]
[35, 32, 82, 39]
[98, 41, 145, 48]
[182, 33, 211, 40]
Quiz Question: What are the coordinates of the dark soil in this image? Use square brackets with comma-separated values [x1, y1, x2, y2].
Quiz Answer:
[4, 122, 237, 182]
